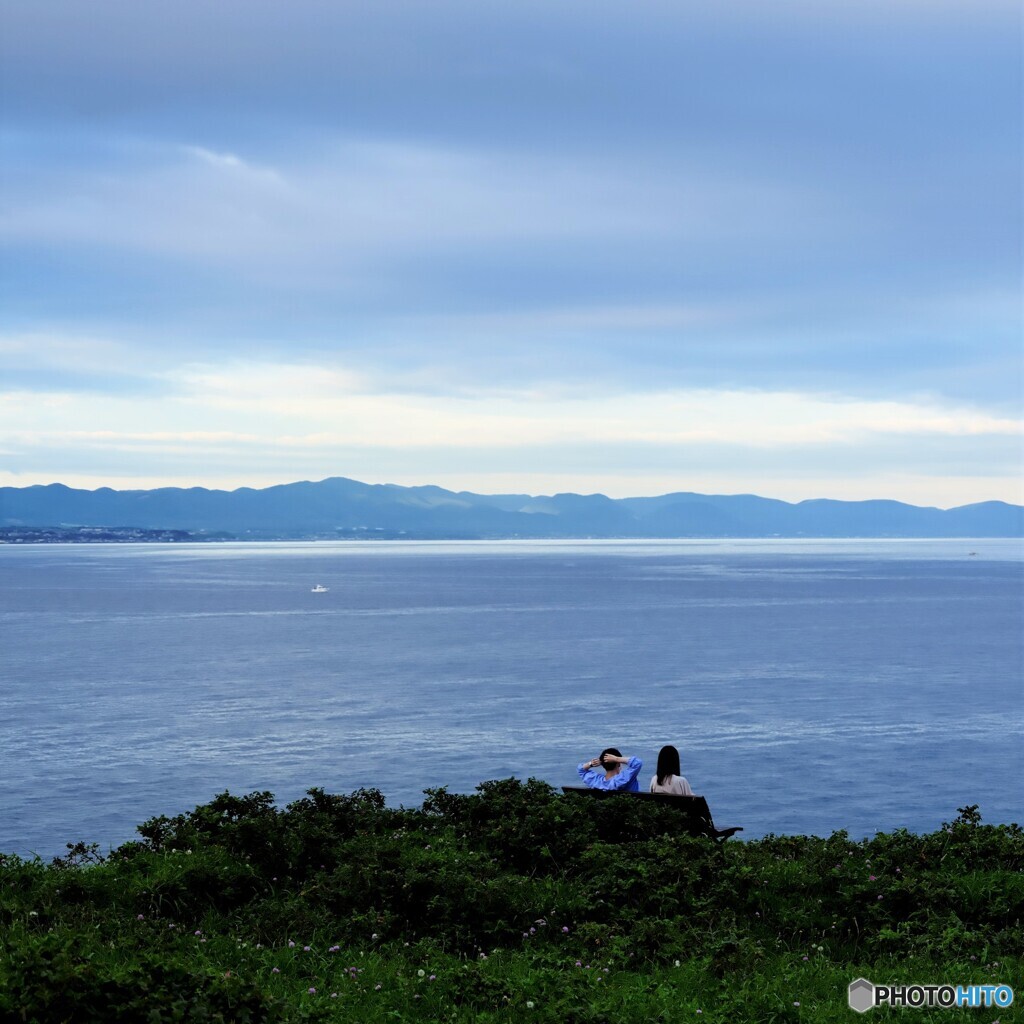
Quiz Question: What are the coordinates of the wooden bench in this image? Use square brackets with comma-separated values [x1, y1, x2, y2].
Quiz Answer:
[561, 786, 743, 842]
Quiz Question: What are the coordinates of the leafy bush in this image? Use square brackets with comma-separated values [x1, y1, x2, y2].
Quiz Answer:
[2, 784, 1021, 1022]
[1, 933, 302, 1023]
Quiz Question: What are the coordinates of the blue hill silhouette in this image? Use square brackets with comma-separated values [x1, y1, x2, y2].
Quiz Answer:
[2, 477, 1020, 538]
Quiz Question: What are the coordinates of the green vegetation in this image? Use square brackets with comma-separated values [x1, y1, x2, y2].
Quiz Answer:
[2, 782, 1020, 1022]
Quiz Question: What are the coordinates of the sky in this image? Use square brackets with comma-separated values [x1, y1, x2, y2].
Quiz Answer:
[1, 0, 1021, 507]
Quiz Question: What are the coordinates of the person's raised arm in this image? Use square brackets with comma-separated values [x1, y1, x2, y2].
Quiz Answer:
[578, 756, 602, 782]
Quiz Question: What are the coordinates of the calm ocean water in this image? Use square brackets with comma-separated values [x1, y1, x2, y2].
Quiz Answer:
[1, 539, 1021, 857]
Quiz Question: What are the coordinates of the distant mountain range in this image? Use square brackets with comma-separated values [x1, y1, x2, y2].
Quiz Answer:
[1, 477, 1021, 539]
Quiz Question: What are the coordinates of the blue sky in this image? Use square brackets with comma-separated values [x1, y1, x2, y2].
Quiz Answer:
[1, 0, 1020, 505]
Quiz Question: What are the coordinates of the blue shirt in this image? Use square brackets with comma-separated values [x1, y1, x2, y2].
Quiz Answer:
[577, 755, 643, 792]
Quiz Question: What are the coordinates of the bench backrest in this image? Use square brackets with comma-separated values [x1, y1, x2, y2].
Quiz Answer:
[560, 786, 717, 837]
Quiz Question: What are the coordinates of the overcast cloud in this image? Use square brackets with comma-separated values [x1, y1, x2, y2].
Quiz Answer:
[1, 0, 1020, 504]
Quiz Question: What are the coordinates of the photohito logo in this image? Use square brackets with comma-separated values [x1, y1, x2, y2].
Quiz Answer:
[848, 978, 1014, 1013]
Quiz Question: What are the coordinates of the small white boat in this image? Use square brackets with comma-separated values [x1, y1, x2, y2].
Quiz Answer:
[310, 584, 329, 593]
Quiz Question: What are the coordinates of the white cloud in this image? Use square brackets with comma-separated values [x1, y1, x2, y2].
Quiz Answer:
[162, 362, 1021, 449]
[183, 146, 244, 171]
[4, 346, 1019, 506]
[176, 362, 368, 403]
[3, 357, 1019, 473]
[0, 332, 141, 373]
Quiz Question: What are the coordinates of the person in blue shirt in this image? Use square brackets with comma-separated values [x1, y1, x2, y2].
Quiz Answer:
[577, 747, 643, 792]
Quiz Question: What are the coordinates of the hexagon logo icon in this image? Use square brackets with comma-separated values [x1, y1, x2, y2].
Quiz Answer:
[848, 978, 875, 1013]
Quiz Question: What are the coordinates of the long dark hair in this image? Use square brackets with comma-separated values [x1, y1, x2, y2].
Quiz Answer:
[656, 744, 681, 786]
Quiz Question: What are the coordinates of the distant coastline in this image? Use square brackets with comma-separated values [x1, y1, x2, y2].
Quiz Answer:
[2, 476, 1022, 539]
[0, 526, 224, 544]
[1, 526, 1021, 545]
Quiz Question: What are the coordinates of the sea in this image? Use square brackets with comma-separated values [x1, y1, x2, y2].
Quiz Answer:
[1, 539, 1021, 858]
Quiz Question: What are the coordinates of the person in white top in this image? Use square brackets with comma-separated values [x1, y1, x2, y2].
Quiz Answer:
[649, 744, 694, 795]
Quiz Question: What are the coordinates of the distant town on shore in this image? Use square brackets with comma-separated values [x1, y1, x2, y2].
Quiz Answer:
[2, 477, 1021, 542]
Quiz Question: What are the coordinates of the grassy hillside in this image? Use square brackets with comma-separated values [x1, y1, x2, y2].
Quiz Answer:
[2, 780, 1020, 1022]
